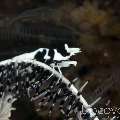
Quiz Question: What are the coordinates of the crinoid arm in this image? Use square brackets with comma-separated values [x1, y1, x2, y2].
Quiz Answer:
[0, 58, 99, 120]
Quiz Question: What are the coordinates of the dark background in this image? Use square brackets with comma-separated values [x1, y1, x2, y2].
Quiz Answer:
[0, 0, 120, 119]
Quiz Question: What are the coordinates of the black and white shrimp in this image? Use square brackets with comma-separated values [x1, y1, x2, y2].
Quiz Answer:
[13, 44, 81, 69]
[0, 44, 100, 120]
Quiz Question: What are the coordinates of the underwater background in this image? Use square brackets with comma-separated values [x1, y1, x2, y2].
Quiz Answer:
[0, 0, 120, 119]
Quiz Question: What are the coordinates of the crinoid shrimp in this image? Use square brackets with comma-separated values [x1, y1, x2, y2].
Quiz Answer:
[0, 44, 100, 120]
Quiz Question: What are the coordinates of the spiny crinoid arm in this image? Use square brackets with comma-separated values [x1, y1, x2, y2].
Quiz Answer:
[0, 58, 99, 120]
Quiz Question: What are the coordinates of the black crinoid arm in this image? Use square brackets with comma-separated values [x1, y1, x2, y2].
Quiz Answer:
[0, 57, 99, 120]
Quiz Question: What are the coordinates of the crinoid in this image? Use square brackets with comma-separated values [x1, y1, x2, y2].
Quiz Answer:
[0, 44, 100, 120]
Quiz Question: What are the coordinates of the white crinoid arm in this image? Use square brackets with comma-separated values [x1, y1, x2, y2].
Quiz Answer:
[0, 58, 99, 120]
[0, 93, 16, 120]
[0, 45, 99, 120]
